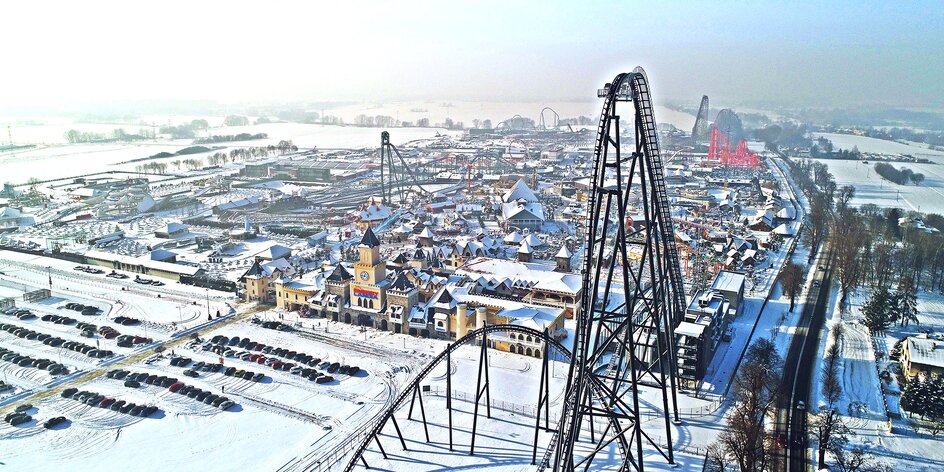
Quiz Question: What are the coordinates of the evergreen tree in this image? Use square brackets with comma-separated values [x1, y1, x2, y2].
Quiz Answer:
[897, 276, 920, 326]
[863, 287, 891, 333]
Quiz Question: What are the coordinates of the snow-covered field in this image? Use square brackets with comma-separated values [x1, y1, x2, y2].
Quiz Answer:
[813, 132, 944, 162]
[0, 125, 460, 185]
[807, 158, 944, 214]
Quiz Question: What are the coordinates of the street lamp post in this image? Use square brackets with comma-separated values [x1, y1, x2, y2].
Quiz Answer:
[206, 288, 210, 319]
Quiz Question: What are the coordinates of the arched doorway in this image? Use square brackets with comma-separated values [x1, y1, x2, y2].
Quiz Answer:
[535, 348, 542, 359]
[421, 329, 430, 338]
[344, 313, 352, 324]
[409, 327, 417, 336]
[332, 313, 339, 322]
[526, 347, 533, 357]
[380, 319, 388, 331]
[357, 314, 371, 326]
[517, 344, 524, 355]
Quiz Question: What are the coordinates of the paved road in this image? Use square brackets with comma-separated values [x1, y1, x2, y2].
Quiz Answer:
[774, 248, 835, 472]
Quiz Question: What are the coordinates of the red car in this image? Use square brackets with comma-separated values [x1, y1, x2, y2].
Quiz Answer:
[168, 382, 185, 393]
[271, 361, 283, 370]
[248, 354, 260, 362]
[99, 398, 116, 408]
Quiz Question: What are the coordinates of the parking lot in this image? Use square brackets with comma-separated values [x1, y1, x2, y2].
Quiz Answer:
[0, 312, 420, 471]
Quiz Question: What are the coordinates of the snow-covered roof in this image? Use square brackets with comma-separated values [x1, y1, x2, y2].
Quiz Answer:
[150, 249, 177, 261]
[358, 203, 393, 222]
[502, 179, 539, 203]
[83, 249, 202, 276]
[712, 270, 746, 294]
[676, 321, 707, 338]
[456, 256, 582, 295]
[517, 241, 532, 254]
[501, 201, 545, 221]
[504, 231, 523, 244]
[773, 223, 795, 236]
[501, 306, 559, 331]
[161, 222, 188, 234]
[555, 245, 572, 258]
[522, 234, 542, 247]
[906, 336, 944, 369]
[776, 207, 796, 219]
[257, 244, 292, 260]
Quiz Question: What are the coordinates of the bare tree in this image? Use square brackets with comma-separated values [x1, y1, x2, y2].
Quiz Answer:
[832, 208, 867, 308]
[830, 438, 891, 472]
[715, 338, 783, 472]
[810, 407, 850, 469]
[779, 262, 804, 312]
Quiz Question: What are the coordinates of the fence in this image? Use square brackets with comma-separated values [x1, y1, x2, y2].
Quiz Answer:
[868, 334, 894, 430]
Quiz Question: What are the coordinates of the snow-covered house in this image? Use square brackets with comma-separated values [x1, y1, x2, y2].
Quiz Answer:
[500, 180, 545, 231]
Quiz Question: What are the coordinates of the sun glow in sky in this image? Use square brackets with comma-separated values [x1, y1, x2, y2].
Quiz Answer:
[1, 0, 942, 108]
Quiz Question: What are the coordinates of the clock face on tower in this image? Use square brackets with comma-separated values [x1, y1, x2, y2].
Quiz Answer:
[360, 270, 370, 281]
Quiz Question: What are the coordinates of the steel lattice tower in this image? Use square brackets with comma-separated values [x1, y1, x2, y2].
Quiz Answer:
[551, 68, 685, 472]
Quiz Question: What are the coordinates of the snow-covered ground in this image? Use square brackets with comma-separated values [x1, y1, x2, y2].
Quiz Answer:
[807, 158, 944, 214]
[813, 132, 944, 162]
[809, 286, 944, 471]
[0, 311, 424, 472]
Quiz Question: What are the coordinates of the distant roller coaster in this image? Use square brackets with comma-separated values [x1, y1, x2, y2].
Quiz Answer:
[353, 68, 684, 471]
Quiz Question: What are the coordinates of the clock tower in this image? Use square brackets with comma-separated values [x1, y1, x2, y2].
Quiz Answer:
[351, 227, 386, 310]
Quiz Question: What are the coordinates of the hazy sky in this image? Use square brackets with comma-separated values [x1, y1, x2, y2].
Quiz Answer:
[1, 0, 942, 109]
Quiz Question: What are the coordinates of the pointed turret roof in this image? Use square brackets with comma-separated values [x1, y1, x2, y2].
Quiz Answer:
[389, 271, 417, 292]
[518, 240, 532, 254]
[326, 263, 353, 282]
[556, 245, 573, 258]
[359, 227, 381, 248]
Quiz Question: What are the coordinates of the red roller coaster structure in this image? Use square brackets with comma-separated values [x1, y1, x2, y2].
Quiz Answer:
[707, 126, 761, 168]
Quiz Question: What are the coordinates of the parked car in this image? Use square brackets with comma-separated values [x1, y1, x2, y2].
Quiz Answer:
[9, 414, 31, 426]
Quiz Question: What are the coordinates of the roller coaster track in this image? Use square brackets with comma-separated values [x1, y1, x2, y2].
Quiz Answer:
[380, 131, 434, 205]
[553, 67, 683, 472]
[691, 95, 710, 144]
[343, 67, 684, 472]
[343, 324, 595, 472]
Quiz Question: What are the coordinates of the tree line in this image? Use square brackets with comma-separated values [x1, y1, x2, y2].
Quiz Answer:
[874, 162, 925, 186]
[65, 128, 155, 143]
[193, 133, 268, 145]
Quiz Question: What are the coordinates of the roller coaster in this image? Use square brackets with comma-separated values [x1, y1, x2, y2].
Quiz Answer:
[349, 67, 684, 471]
[379, 131, 517, 203]
[691, 95, 710, 144]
